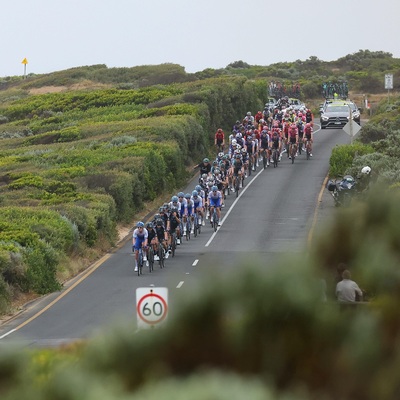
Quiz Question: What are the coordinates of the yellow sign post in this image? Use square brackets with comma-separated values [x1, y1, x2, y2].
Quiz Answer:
[21, 58, 28, 78]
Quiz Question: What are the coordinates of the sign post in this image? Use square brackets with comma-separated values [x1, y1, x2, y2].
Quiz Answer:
[21, 58, 28, 78]
[385, 74, 393, 104]
[343, 118, 361, 143]
[136, 287, 168, 329]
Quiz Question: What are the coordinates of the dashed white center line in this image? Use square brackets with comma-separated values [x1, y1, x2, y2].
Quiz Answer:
[176, 281, 184, 288]
[192, 259, 199, 266]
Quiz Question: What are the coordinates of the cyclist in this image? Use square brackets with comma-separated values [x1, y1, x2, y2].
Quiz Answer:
[296, 119, 305, 153]
[305, 109, 314, 125]
[243, 111, 254, 125]
[232, 152, 244, 189]
[155, 217, 169, 259]
[132, 221, 148, 272]
[288, 123, 299, 159]
[215, 128, 225, 153]
[168, 206, 181, 247]
[208, 185, 222, 227]
[196, 158, 211, 182]
[146, 222, 158, 261]
[169, 195, 183, 243]
[177, 192, 188, 235]
[255, 111, 263, 124]
[245, 133, 256, 171]
[260, 129, 270, 165]
[192, 190, 205, 227]
[184, 193, 195, 234]
[229, 138, 237, 158]
[304, 123, 313, 157]
[269, 128, 282, 162]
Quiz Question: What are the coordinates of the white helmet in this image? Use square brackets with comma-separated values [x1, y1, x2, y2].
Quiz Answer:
[361, 166, 371, 175]
[232, 139, 237, 145]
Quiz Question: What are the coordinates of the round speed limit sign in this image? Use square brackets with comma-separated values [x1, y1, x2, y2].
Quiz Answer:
[136, 287, 168, 329]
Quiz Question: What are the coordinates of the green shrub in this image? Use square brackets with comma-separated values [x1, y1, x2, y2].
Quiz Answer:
[329, 142, 374, 177]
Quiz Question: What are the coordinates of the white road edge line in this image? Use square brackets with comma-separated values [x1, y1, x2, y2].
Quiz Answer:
[192, 259, 199, 266]
[205, 168, 264, 247]
[0, 329, 16, 340]
[176, 281, 184, 288]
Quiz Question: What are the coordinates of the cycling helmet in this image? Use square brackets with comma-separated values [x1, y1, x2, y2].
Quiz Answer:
[214, 168, 220, 174]
[361, 166, 371, 175]
[146, 222, 153, 229]
[212, 160, 218, 166]
[184, 193, 191, 199]
[236, 144, 242, 150]
[178, 192, 185, 198]
[217, 128, 223, 132]
[232, 139, 237, 145]
[234, 149, 241, 154]
[306, 123, 311, 128]
[171, 206, 179, 213]
[212, 185, 218, 191]
[241, 148, 247, 154]
[156, 218, 163, 226]
[207, 181, 214, 187]
[137, 221, 144, 228]
[203, 158, 210, 163]
[195, 185, 202, 192]
[247, 111, 251, 116]
[236, 132, 242, 139]
[171, 195, 179, 202]
[154, 213, 161, 220]
[158, 207, 164, 213]
[218, 152, 224, 158]
[201, 173, 208, 180]
[192, 190, 198, 197]
[235, 153, 241, 159]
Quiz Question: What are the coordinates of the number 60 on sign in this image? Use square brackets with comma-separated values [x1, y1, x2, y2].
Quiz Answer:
[136, 287, 168, 329]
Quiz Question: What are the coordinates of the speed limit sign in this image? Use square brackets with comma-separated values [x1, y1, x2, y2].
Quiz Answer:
[136, 287, 168, 329]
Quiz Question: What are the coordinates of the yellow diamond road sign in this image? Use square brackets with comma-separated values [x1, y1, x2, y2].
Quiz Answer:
[21, 58, 28, 64]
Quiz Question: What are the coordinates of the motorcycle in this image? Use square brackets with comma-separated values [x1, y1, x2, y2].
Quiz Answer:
[326, 175, 357, 207]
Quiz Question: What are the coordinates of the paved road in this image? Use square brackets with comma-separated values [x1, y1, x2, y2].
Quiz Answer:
[0, 124, 351, 347]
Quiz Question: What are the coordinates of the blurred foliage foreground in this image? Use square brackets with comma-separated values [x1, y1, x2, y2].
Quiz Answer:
[1, 190, 400, 399]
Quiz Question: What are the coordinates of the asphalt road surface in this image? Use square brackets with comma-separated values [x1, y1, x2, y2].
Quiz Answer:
[0, 124, 352, 347]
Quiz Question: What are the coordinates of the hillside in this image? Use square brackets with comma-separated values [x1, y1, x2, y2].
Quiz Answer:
[0, 49, 399, 316]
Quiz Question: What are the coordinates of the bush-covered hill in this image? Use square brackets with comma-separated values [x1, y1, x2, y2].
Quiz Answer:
[0, 49, 399, 314]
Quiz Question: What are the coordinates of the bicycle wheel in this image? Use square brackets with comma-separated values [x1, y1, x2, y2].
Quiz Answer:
[262, 151, 267, 169]
[235, 176, 240, 198]
[171, 233, 176, 257]
[273, 150, 278, 168]
[213, 212, 218, 232]
[148, 248, 154, 273]
[138, 250, 143, 276]
[248, 159, 252, 176]
[306, 142, 311, 160]
[194, 219, 198, 237]
[298, 141, 302, 155]
[291, 145, 296, 164]
[185, 223, 190, 241]
[158, 244, 164, 268]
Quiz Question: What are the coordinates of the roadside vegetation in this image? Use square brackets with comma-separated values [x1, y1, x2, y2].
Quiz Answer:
[1, 50, 400, 399]
[0, 50, 399, 314]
